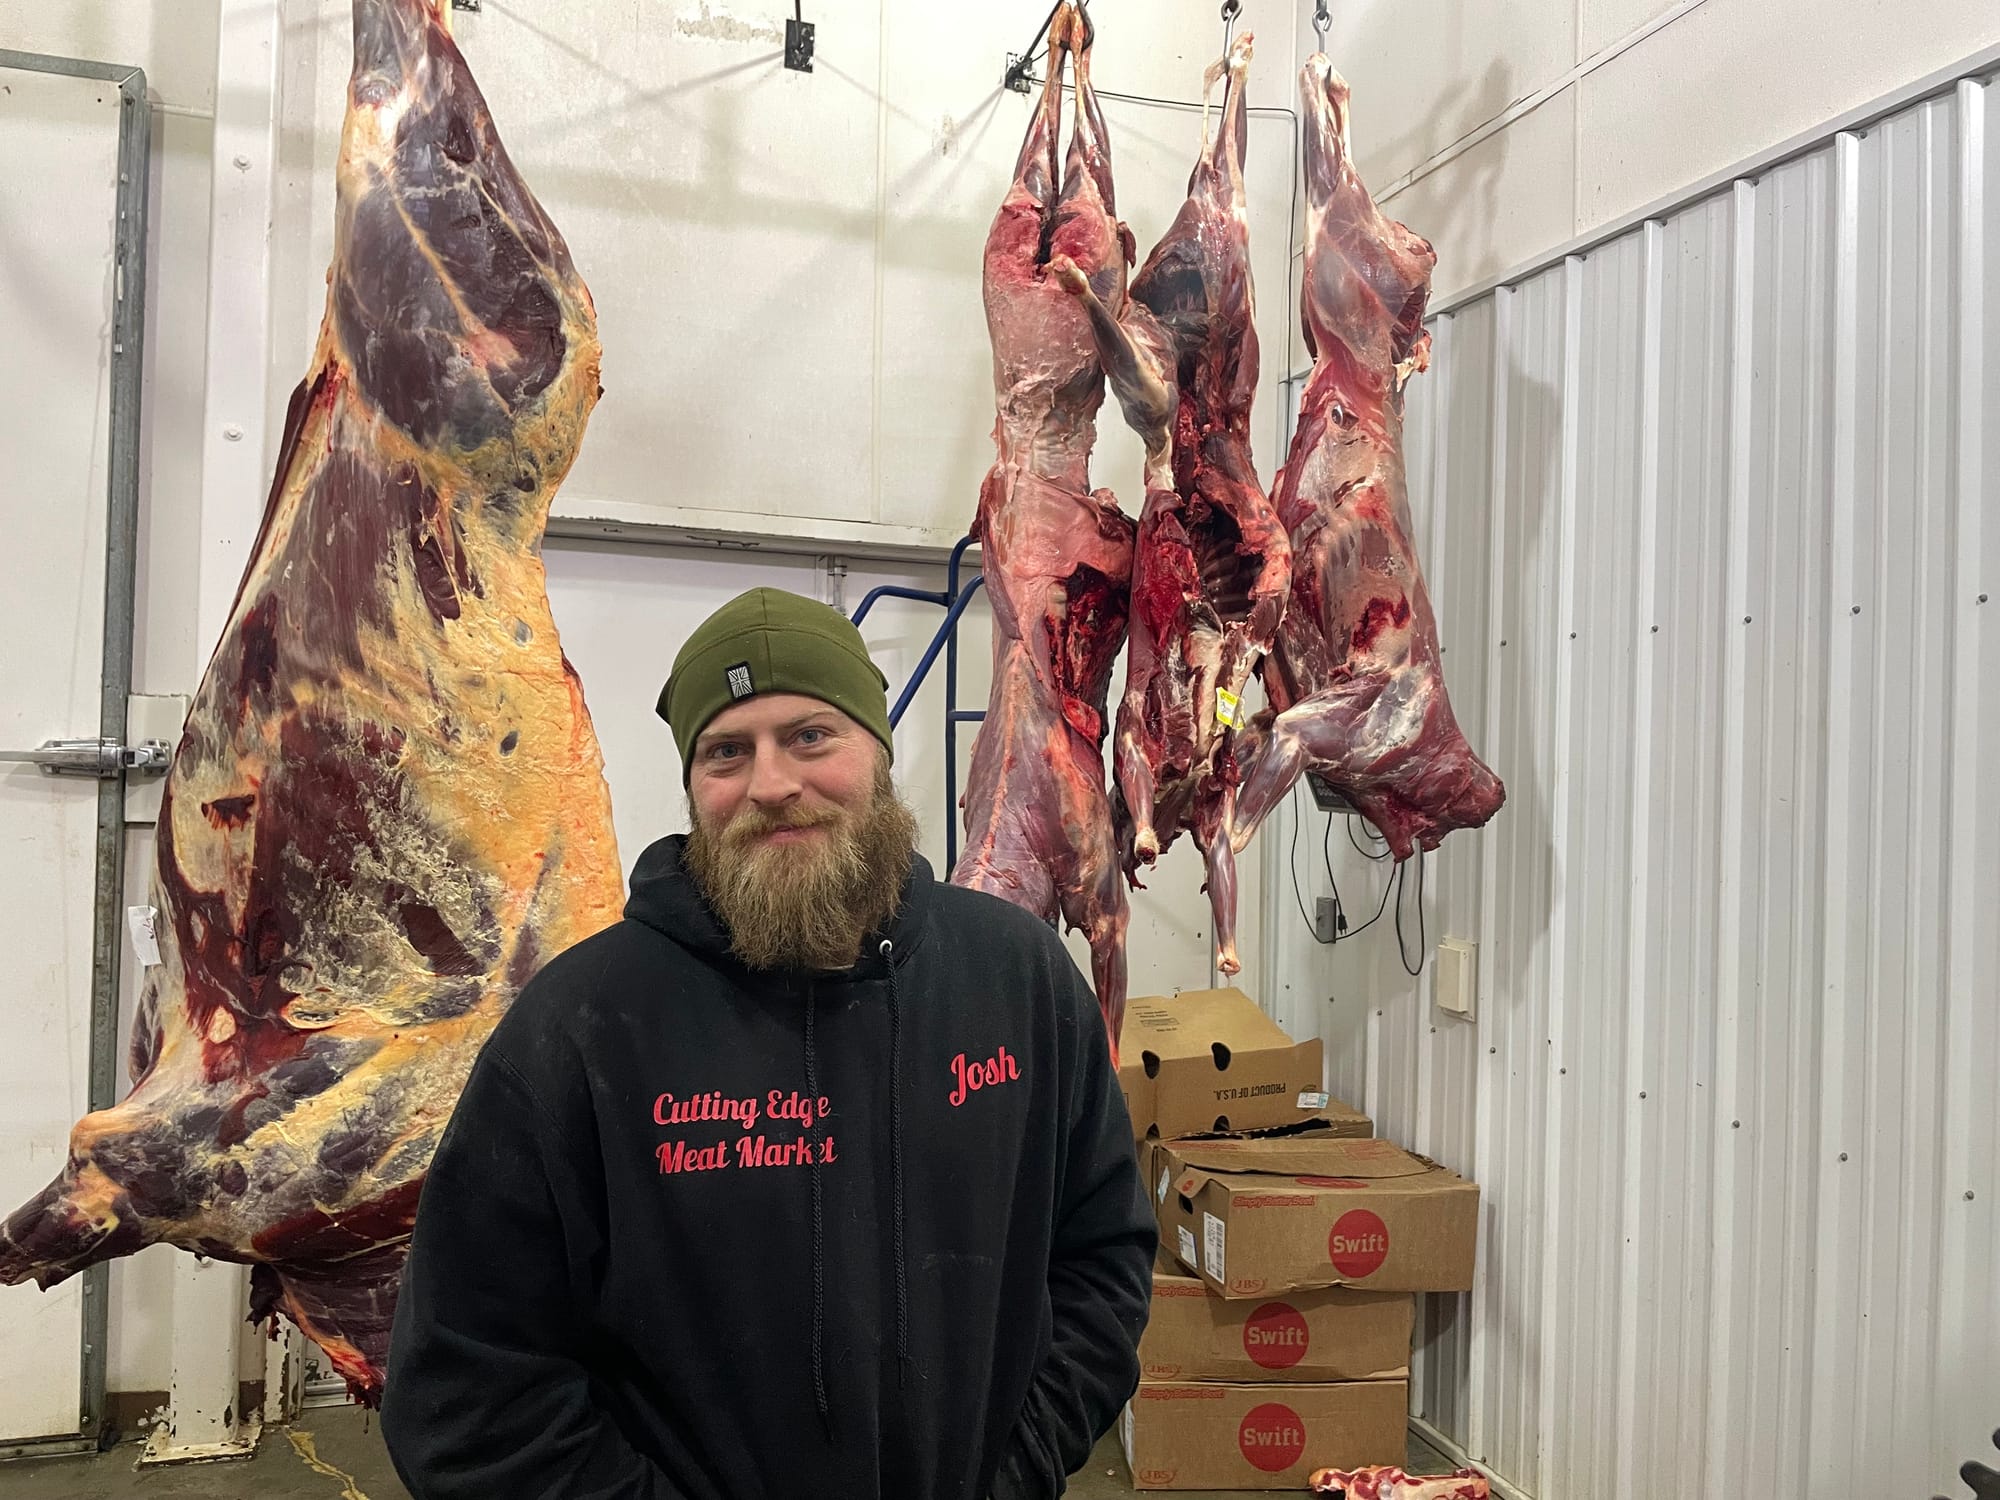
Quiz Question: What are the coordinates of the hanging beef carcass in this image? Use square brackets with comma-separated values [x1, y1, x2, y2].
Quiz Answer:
[0, 0, 623, 1401]
[954, 3, 1138, 1056]
[1228, 53, 1503, 861]
[1052, 32, 1289, 977]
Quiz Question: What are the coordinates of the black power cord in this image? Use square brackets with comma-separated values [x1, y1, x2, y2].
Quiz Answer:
[1287, 787, 1429, 976]
[1394, 847, 1426, 977]
[1288, 786, 1400, 948]
[1348, 813, 1390, 861]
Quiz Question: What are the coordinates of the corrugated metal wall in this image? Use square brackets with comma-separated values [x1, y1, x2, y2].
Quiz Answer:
[1259, 65, 2000, 1500]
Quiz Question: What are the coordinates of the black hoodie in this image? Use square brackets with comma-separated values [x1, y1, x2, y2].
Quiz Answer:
[381, 836, 1156, 1499]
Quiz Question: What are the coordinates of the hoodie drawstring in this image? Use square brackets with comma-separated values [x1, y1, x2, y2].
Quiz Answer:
[880, 938, 911, 1385]
[804, 981, 830, 1430]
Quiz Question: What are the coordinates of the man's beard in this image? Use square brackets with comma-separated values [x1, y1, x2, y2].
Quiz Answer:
[684, 758, 920, 972]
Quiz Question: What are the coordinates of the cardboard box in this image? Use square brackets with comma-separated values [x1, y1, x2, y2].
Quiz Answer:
[1157, 1135, 1479, 1295]
[1140, 1256, 1413, 1383]
[1118, 988, 1338, 1141]
[1120, 1379, 1409, 1490]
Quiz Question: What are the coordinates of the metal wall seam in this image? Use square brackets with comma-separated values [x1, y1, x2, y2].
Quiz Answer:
[1736, 142, 1837, 1500]
[1883, 95, 1958, 1486]
[1556, 235, 1645, 1498]
[1423, 299, 1490, 1439]
[1402, 318, 1439, 1428]
[1702, 173, 1761, 1494]
[1938, 74, 2000, 1494]
[1532, 255, 1586, 1498]
[1466, 282, 1513, 1471]
[1805, 124, 1868, 1495]
[1610, 215, 1666, 1500]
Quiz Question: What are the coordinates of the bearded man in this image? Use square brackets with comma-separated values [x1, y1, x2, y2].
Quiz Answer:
[382, 588, 1156, 1499]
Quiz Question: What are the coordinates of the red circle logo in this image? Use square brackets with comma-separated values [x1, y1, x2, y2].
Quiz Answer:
[1242, 1302, 1310, 1369]
[1327, 1208, 1390, 1279]
[1238, 1402, 1306, 1472]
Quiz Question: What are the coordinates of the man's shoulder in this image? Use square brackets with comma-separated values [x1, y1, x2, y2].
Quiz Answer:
[493, 917, 678, 1045]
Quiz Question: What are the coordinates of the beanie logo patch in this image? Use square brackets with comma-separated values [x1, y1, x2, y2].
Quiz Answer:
[724, 662, 754, 701]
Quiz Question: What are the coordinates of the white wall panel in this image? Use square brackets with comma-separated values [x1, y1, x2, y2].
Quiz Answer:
[1262, 60, 2000, 1500]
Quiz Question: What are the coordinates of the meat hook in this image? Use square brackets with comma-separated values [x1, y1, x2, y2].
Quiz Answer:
[1221, 0, 1240, 49]
[1313, 0, 1332, 41]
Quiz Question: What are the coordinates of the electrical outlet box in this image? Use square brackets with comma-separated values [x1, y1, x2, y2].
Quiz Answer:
[1314, 897, 1338, 944]
[1435, 937, 1477, 1020]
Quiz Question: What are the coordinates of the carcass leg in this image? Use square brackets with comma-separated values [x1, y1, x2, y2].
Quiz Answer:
[1008, 12, 1065, 215]
[1200, 784, 1242, 976]
[1056, 801, 1130, 1061]
[1115, 712, 1160, 865]
[1049, 257, 1173, 473]
[954, 644, 1062, 919]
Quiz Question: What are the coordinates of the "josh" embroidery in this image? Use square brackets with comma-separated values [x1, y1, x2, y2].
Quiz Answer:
[948, 1047, 1021, 1107]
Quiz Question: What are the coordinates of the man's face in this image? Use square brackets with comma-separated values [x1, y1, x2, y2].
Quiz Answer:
[686, 692, 880, 840]
[683, 693, 917, 971]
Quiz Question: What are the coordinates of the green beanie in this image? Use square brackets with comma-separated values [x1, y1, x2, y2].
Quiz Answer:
[658, 588, 893, 782]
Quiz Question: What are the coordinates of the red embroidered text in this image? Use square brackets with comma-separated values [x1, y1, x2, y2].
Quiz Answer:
[948, 1047, 1020, 1107]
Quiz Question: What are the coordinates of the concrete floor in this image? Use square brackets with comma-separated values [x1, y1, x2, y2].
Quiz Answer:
[0, 1404, 1455, 1498]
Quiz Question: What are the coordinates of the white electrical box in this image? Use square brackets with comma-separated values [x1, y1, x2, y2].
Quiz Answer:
[1435, 937, 1477, 1020]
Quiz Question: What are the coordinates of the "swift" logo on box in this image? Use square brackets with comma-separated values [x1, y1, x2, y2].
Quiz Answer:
[1238, 1403, 1306, 1471]
[1328, 1208, 1390, 1278]
[1242, 1302, 1310, 1369]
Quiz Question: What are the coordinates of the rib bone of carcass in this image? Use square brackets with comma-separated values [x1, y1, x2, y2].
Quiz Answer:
[954, 3, 1137, 1058]
[1309, 1465, 1492, 1499]
[1230, 54, 1503, 861]
[0, 0, 623, 1402]
[1053, 33, 1289, 977]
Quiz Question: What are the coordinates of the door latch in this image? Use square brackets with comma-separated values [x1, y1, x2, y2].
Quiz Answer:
[0, 737, 171, 778]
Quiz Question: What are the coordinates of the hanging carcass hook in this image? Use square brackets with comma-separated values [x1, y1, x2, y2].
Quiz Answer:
[1221, 0, 1240, 49]
[1312, 0, 1331, 41]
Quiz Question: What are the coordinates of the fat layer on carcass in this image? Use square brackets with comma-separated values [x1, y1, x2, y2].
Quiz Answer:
[1230, 53, 1503, 861]
[954, 3, 1138, 1058]
[1054, 33, 1290, 977]
[0, 0, 623, 1402]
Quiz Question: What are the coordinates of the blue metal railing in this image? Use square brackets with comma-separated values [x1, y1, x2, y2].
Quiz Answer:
[851, 535, 986, 871]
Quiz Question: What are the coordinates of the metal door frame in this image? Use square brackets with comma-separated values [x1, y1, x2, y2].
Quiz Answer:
[0, 46, 150, 1462]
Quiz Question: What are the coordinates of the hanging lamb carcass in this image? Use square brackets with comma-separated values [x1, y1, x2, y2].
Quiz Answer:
[1229, 52, 1504, 861]
[954, 2, 1139, 1057]
[1053, 32, 1290, 978]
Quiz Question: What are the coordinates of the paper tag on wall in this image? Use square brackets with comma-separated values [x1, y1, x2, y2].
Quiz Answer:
[1177, 1225, 1197, 1269]
[1298, 1090, 1329, 1110]
[126, 905, 160, 967]
[1215, 687, 1241, 728]
[1202, 1211, 1226, 1281]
